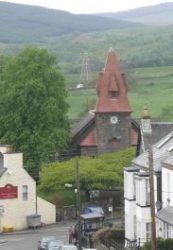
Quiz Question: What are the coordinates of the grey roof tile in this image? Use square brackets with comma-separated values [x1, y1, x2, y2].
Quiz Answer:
[156, 206, 173, 225]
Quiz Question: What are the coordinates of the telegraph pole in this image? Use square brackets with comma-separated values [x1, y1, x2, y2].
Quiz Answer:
[148, 146, 157, 250]
[79, 52, 90, 86]
[76, 156, 82, 250]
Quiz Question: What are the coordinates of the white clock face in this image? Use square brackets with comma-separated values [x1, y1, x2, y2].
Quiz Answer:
[110, 116, 118, 124]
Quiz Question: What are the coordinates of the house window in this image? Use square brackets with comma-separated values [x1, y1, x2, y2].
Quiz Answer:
[146, 222, 151, 240]
[22, 185, 28, 200]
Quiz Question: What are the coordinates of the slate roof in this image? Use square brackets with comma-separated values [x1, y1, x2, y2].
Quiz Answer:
[156, 206, 173, 225]
[162, 154, 173, 167]
[71, 112, 95, 139]
[151, 122, 173, 145]
[138, 121, 173, 154]
[133, 131, 173, 172]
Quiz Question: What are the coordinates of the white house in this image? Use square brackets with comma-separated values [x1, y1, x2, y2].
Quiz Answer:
[0, 145, 56, 232]
[124, 107, 173, 247]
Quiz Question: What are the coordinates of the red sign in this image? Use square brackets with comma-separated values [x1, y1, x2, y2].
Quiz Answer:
[0, 184, 18, 199]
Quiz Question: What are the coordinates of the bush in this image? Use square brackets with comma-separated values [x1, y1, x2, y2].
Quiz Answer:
[143, 237, 173, 250]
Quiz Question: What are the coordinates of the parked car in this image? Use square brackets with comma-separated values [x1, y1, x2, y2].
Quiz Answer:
[61, 245, 78, 250]
[47, 239, 64, 250]
[38, 236, 57, 250]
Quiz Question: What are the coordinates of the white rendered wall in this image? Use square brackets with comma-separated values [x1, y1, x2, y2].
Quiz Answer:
[37, 197, 56, 225]
[136, 205, 151, 244]
[0, 150, 56, 231]
[124, 171, 136, 200]
[125, 199, 136, 240]
[162, 167, 173, 207]
[0, 153, 36, 231]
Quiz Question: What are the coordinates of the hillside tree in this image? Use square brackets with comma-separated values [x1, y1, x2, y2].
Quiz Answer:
[38, 147, 135, 195]
[0, 47, 70, 178]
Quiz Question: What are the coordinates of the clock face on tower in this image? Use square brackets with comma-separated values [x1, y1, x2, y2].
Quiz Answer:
[110, 116, 118, 124]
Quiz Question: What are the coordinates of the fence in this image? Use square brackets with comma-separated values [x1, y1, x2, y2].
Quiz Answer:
[101, 238, 125, 250]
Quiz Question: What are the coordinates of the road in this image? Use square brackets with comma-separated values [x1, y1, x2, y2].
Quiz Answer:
[0, 221, 75, 250]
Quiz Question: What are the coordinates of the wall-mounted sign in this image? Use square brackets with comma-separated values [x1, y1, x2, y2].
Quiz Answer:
[0, 184, 18, 199]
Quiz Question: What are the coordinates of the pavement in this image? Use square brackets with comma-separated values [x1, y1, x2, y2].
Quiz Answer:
[0, 239, 8, 244]
[0, 221, 73, 245]
[0, 220, 73, 236]
[0, 217, 121, 236]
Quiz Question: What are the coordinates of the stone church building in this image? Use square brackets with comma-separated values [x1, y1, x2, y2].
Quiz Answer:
[70, 48, 138, 156]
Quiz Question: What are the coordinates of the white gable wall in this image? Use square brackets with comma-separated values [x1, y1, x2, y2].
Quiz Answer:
[124, 171, 136, 200]
[125, 199, 136, 240]
[37, 197, 56, 225]
[162, 167, 173, 208]
[0, 148, 56, 231]
[136, 205, 151, 244]
[0, 156, 36, 230]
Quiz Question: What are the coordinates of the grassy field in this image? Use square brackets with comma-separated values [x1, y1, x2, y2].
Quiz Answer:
[67, 65, 173, 119]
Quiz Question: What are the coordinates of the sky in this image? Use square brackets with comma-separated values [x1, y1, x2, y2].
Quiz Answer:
[1, 0, 172, 14]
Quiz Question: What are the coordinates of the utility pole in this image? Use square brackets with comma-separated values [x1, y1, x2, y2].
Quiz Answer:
[148, 146, 157, 250]
[79, 52, 90, 86]
[76, 156, 82, 250]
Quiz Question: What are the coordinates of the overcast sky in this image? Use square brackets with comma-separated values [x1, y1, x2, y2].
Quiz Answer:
[1, 0, 172, 14]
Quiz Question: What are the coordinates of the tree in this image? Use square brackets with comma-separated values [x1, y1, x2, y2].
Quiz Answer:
[38, 147, 135, 197]
[143, 237, 173, 250]
[0, 47, 70, 177]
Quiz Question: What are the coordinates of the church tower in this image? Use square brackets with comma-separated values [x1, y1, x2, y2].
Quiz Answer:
[95, 48, 132, 153]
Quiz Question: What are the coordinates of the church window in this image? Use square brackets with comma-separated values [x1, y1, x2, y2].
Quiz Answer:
[109, 91, 118, 99]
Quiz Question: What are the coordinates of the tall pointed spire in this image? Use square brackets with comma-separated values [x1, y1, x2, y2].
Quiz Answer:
[95, 48, 132, 113]
[104, 47, 118, 73]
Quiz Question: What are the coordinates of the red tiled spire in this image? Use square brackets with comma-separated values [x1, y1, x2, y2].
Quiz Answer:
[95, 48, 132, 113]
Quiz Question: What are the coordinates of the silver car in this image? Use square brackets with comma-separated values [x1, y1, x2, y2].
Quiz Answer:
[47, 240, 64, 250]
[38, 236, 57, 250]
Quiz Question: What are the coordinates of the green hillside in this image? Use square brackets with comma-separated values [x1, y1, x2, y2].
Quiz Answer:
[67, 66, 173, 120]
[0, 2, 139, 44]
[99, 3, 173, 26]
[50, 26, 173, 78]
[0, 3, 173, 70]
